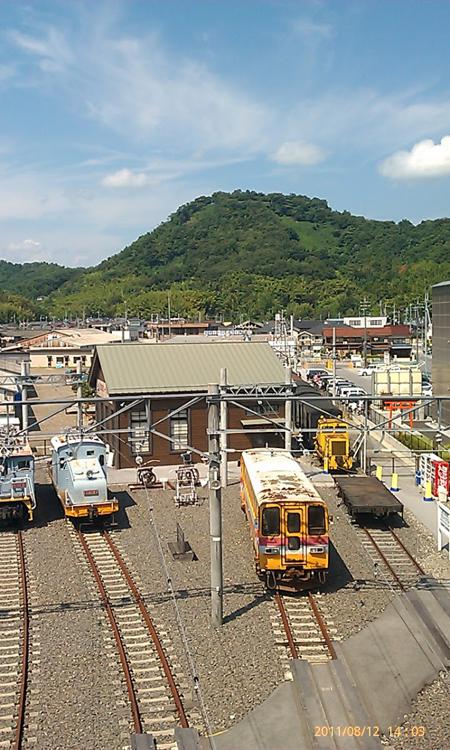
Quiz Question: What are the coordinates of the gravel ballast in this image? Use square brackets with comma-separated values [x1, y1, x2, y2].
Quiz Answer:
[21, 461, 449, 747]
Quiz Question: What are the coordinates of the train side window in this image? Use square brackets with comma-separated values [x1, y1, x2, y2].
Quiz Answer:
[308, 505, 326, 535]
[99, 455, 105, 466]
[287, 513, 300, 533]
[262, 507, 280, 536]
[288, 537, 300, 550]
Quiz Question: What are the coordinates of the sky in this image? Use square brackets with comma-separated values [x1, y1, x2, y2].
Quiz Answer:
[1, 0, 450, 267]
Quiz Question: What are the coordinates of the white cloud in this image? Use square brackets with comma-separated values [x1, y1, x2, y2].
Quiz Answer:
[9, 28, 73, 72]
[9, 24, 268, 153]
[379, 135, 450, 179]
[271, 140, 326, 166]
[292, 18, 334, 38]
[5, 238, 46, 263]
[102, 168, 150, 188]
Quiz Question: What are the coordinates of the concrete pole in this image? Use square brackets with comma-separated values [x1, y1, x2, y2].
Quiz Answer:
[363, 397, 369, 475]
[208, 384, 223, 627]
[219, 368, 228, 488]
[284, 366, 292, 452]
[20, 360, 28, 431]
[77, 359, 83, 431]
[332, 326, 336, 399]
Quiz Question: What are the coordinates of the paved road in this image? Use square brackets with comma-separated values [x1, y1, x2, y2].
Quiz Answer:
[334, 363, 374, 393]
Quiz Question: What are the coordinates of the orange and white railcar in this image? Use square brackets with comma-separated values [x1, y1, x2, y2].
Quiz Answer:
[240, 448, 329, 590]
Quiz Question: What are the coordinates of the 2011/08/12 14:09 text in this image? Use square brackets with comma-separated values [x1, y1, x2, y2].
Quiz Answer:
[314, 726, 426, 738]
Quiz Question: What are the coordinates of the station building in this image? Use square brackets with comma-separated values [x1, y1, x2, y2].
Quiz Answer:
[432, 281, 450, 426]
[89, 341, 288, 468]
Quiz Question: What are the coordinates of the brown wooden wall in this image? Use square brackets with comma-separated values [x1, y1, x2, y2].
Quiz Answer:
[95, 395, 284, 469]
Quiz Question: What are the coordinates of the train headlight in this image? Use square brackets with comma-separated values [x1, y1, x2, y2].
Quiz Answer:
[309, 546, 326, 554]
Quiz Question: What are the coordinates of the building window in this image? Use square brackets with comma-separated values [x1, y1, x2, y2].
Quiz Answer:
[47, 356, 53, 367]
[170, 409, 189, 451]
[129, 403, 151, 454]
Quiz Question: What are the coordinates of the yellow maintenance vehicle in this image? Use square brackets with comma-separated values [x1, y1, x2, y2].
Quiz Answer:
[314, 417, 353, 472]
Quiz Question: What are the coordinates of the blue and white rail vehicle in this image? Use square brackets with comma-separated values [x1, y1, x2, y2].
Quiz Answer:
[0, 426, 36, 523]
[50, 432, 118, 521]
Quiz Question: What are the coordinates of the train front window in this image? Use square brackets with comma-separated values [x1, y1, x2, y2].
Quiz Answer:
[308, 505, 326, 535]
[287, 513, 300, 533]
[262, 507, 280, 536]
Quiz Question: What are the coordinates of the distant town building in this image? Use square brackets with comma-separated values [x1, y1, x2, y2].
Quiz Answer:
[2, 328, 136, 369]
[322, 324, 412, 359]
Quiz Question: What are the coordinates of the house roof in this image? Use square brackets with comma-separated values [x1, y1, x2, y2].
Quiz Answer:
[323, 324, 410, 339]
[91, 341, 287, 394]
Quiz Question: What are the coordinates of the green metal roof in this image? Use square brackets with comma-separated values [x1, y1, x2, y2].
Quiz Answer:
[93, 341, 287, 394]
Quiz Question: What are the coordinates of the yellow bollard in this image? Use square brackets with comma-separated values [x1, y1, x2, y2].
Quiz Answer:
[424, 480, 433, 502]
[390, 472, 399, 491]
[323, 456, 329, 474]
[376, 465, 383, 481]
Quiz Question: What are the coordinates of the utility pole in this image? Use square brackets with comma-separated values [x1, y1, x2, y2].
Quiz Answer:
[360, 298, 370, 367]
[219, 368, 228, 488]
[332, 326, 337, 399]
[168, 291, 172, 339]
[208, 384, 223, 627]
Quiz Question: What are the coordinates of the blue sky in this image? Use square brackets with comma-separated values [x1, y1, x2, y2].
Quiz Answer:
[1, 0, 450, 267]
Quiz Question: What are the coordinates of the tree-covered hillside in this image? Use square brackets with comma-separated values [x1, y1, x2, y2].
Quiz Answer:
[3, 191, 450, 321]
[0, 261, 82, 322]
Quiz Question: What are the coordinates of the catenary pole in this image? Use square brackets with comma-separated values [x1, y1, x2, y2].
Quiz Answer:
[284, 366, 292, 451]
[219, 368, 228, 488]
[208, 384, 223, 627]
[20, 360, 28, 431]
[77, 360, 83, 430]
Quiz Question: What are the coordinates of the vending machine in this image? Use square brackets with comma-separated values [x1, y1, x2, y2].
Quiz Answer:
[419, 453, 449, 499]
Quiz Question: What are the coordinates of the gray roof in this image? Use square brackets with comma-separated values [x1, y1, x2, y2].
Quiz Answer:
[92, 341, 287, 394]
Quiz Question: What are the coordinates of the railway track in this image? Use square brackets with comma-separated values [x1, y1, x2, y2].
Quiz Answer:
[271, 591, 337, 672]
[71, 527, 191, 749]
[358, 526, 426, 591]
[0, 532, 31, 750]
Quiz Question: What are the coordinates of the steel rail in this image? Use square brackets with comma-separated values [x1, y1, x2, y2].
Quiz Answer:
[274, 593, 299, 659]
[76, 531, 143, 734]
[387, 528, 426, 576]
[13, 532, 29, 750]
[103, 531, 189, 728]
[307, 593, 337, 660]
[362, 528, 406, 591]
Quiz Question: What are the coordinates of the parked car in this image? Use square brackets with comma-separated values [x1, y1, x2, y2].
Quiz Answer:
[306, 368, 329, 381]
[422, 383, 433, 397]
[335, 382, 356, 397]
[341, 386, 367, 399]
[327, 379, 352, 395]
[359, 365, 377, 376]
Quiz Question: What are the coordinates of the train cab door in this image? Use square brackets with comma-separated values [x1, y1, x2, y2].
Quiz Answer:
[281, 507, 306, 565]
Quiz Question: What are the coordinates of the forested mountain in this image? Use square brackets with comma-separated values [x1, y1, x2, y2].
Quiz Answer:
[2, 191, 450, 321]
[0, 261, 81, 322]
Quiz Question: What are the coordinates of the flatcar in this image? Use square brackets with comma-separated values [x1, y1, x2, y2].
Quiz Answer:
[0, 430, 36, 523]
[50, 433, 118, 521]
[334, 475, 403, 519]
[240, 448, 329, 590]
